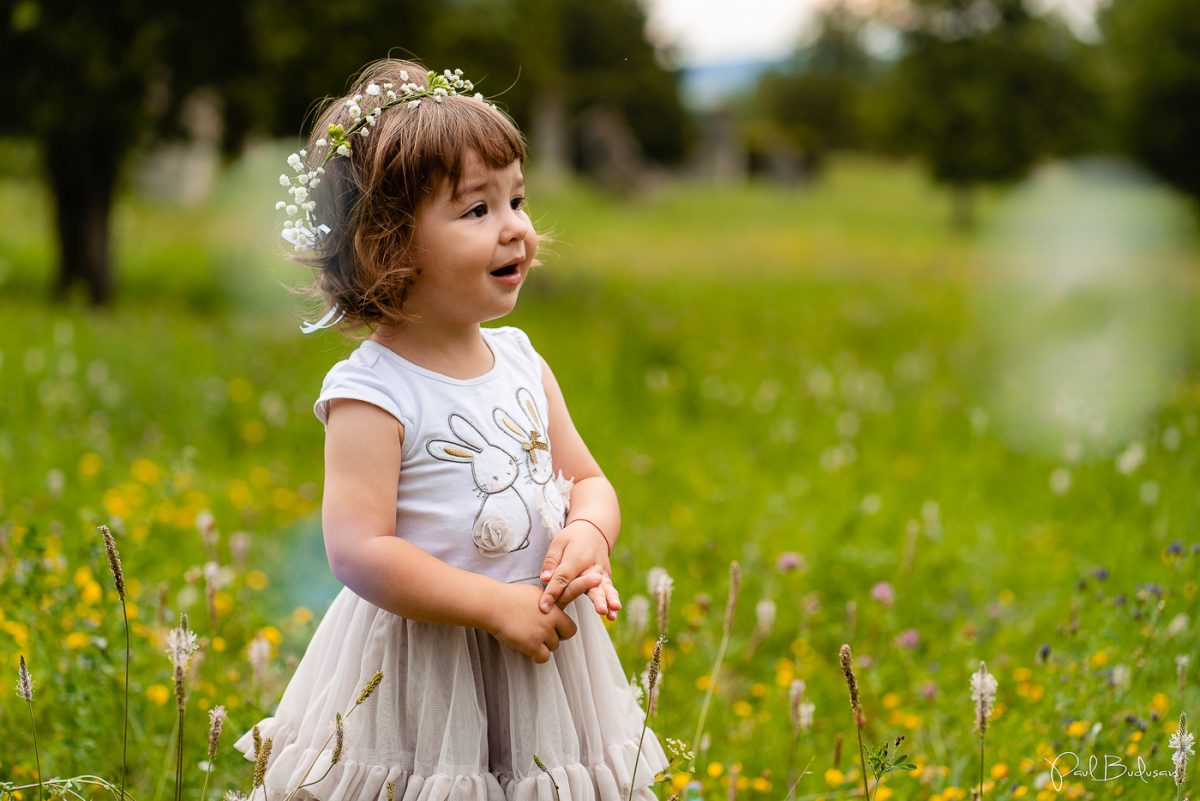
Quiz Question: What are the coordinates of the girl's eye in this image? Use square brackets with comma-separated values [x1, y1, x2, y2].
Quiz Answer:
[465, 203, 487, 219]
[511, 196, 526, 211]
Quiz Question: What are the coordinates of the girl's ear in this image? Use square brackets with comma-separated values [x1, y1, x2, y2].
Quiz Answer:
[426, 440, 478, 463]
[494, 408, 530, 444]
[516, 387, 545, 432]
[448, 413, 489, 450]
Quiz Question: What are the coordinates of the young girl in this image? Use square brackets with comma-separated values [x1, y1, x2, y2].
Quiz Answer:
[232, 58, 668, 801]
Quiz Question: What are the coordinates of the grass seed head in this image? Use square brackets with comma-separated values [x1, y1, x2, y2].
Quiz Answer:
[356, 670, 384, 705]
[16, 654, 33, 701]
[252, 736, 273, 788]
[100, 524, 126, 601]
[839, 644, 862, 720]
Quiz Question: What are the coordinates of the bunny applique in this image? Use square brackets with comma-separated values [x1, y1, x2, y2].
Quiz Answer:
[493, 387, 574, 535]
[427, 413, 533, 557]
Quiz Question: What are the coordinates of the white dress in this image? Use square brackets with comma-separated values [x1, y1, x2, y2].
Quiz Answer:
[232, 326, 668, 801]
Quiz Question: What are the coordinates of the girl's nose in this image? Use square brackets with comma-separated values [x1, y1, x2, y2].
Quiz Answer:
[501, 205, 532, 244]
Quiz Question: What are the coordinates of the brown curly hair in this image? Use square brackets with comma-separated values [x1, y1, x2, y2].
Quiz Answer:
[291, 58, 534, 332]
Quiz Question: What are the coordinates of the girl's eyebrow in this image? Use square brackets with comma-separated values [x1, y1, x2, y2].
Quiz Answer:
[454, 174, 525, 201]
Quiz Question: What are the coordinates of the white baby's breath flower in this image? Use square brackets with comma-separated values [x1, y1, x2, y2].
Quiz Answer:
[278, 174, 291, 187]
[336, 144, 351, 157]
[285, 204, 297, 216]
[315, 138, 327, 147]
[347, 103, 362, 118]
[399, 70, 409, 81]
[287, 153, 304, 171]
[366, 83, 380, 96]
[275, 201, 286, 210]
[408, 99, 420, 109]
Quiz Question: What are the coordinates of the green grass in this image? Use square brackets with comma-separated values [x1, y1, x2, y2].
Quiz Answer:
[1, 144, 1199, 801]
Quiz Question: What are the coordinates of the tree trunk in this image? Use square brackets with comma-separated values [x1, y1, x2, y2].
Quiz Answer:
[44, 132, 121, 305]
[530, 86, 568, 188]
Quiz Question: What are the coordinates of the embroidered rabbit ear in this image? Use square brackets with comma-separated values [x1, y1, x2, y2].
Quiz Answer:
[516, 387, 545, 433]
[426, 439, 479, 463]
[448, 413, 489, 450]
[493, 407, 530, 445]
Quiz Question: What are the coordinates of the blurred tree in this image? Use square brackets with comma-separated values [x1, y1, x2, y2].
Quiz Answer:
[747, 6, 875, 177]
[889, 0, 1098, 228]
[1101, 0, 1200, 202]
[0, 1, 262, 304]
[0, 0, 684, 303]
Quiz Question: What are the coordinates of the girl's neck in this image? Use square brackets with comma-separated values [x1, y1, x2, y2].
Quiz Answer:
[370, 321, 494, 378]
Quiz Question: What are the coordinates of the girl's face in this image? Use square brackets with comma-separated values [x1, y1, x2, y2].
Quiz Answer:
[406, 153, 537, 330]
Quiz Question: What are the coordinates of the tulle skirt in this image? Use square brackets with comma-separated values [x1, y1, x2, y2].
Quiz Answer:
[232, 584, 669, 801]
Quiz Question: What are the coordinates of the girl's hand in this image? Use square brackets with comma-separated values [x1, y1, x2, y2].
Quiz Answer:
[487, 583, 582, 664]
[538, 522, 623, 620]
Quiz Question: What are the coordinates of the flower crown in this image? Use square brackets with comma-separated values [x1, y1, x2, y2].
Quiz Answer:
[276, 68, 492, 254]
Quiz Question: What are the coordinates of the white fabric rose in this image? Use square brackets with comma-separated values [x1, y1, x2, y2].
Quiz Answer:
[473, 516, 514, 557]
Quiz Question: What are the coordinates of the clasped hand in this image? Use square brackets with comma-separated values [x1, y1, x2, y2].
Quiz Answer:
[487, 522, 622, 664]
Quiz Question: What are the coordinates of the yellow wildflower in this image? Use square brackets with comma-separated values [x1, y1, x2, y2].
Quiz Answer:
[147, 684, 170, 705]
[824, 769, 845, 786]
[707, 763, 723, 778]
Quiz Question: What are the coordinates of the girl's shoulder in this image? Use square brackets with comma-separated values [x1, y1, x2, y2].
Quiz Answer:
[313, 341, 415, 430]
[483, 324, 544, 376]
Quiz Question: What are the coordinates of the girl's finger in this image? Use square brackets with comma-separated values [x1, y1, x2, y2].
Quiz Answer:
[586, 585, 609, 617]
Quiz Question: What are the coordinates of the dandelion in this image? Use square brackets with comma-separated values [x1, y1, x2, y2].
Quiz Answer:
[839, 644, 870, 801]
[1172, 713, 1194, 789]
[17, 655, 44, 801]
[971, 662, 998, 800]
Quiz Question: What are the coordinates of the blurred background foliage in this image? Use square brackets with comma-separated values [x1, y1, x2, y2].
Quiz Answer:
[1, 0, 1199, 301]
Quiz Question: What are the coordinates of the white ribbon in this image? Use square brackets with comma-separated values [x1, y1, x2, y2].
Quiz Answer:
[299, 304, 345, 334]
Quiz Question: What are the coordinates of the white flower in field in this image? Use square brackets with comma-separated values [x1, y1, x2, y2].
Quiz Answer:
[1115, 440, 1145, 475]
[799, 701, 815, 730]
[166, 623, 199, 669]
[1171, 713, 1194, 786]
[971, 661, 998, 735]
[366, 83, 380, 96]
[1050, 467, 1071, 495]
[1110, 664, 1131, 689]
[625, 595, 649, 638]
[1167, 613, 1188, 637]
[248, 635, 270, 684]
[755, 599, 776, 637]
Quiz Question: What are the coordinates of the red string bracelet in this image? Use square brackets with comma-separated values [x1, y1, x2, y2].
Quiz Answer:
[569, 517, 612, 554]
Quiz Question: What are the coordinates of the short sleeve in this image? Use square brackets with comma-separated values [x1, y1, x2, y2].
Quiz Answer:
[313, 350, 413, 430]
[499, 326, 545, 379]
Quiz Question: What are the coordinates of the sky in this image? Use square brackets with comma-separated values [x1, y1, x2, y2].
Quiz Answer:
[642, 0, 1107, 65]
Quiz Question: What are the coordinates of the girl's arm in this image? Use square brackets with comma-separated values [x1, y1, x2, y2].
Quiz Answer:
[536, 354, 624, 619]
[321, 398, 585, 661]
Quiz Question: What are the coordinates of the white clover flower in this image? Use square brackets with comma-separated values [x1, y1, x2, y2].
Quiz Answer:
[366, 83, 380, 96]
[279, 174, 291, 187]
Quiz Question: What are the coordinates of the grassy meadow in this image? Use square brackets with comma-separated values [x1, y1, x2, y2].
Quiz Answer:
[1, 144, 1199, 801]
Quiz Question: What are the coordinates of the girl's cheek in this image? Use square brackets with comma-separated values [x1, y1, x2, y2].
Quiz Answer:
[525, 227, 540, 264]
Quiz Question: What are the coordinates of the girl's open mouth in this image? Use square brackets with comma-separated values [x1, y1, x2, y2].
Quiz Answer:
[490, 264, 518, 277]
